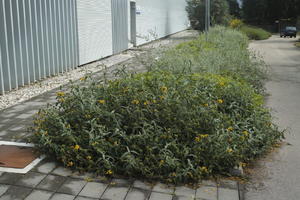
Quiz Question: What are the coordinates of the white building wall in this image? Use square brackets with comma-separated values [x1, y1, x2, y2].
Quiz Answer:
[134, 0, 189, 46]
[77, 0, 113, 65]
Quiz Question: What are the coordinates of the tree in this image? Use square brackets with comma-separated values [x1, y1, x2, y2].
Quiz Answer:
[186, 0, 231, 30]
[242, 0, 300, 25]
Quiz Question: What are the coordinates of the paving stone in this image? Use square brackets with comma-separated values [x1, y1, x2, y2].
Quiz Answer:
[0, 173, 23, 185]
[36, 175, 66, 191]
[58, 178, 87, 195]
[9, 125, 25, 131]
[0, 185, 9, 196]
[79, 182, 107, 199]
[50, 193, 75, 200]
[148, 192, 173, 200]
[24, 190, 53, 200]
[35, 161, 57, 174]
[218, 180, 238, 189]
[200, 180, 217, 187]
[152, 183, 174, 194]
[218, 188, 239, 200]
[16, 172, 47, 188]
[125, 188, 151, 200]
[173, 195, 195, 200]
[16, 113, 34, 119]
[52, 167, 73, 177]
[195, 186, 217, 200]
[0, 131, 8, 137]
[174, 186, 196, 197]
[111, 178, 133, 187]
[75, 197, 97, 200]
[0, 186, 32, 200]
[101, 186, 130, 200]
[132, 180, 152, 191]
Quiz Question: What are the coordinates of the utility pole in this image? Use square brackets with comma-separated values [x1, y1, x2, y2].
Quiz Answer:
[205, 0, 211, 41]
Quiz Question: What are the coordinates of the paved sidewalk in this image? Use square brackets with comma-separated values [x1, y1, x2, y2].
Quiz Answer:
[0, 31, 243, 200]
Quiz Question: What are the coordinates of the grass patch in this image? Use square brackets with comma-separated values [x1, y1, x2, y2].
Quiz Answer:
[240, 25, 272, 40]
[30, 27, 283, 184]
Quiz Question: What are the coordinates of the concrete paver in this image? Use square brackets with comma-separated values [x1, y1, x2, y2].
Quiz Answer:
[15, 172, 47, 188]
[78, 182, 107, 199]
[57, 178, 87, 196]
[101, 186, 130, 200]
[24, 190, 53, 200]
[148, 192, 173, 200]
[125, 188, 151, 200]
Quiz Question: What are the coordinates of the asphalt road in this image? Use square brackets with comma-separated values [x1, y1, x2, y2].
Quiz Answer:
[246, 36, 300, 200]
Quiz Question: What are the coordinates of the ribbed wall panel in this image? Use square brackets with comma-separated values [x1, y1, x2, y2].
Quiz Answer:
[77, 0, 113, 65]
[0, 0, 78, 94]
[134, 0, 189, 46]
[112, 0, 128, 54]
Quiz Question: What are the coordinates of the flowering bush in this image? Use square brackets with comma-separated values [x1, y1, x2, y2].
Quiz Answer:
[30, 71, 283, 184]
[149, 26, 268, 94]
[230, 19, 244, 29]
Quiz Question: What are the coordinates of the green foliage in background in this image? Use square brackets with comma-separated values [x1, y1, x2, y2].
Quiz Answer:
[149, 26, 268, 93]
[30, 26, 283, 184]
[240, 25, 272, 40]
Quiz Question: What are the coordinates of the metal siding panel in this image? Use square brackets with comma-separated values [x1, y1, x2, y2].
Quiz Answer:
[0, 40, 4, 94]
[0, 0, 79, 93]
[77, 0, 113, 65]
[112, 0, 128, 54]
[135, 0, 189, 46]
[0, 0, 12, 91]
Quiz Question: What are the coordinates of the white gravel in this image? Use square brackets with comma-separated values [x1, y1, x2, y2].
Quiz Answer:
[0, 53, 133, 111]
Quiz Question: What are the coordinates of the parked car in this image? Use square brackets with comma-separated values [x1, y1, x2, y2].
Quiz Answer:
[280, 26, 297, 38]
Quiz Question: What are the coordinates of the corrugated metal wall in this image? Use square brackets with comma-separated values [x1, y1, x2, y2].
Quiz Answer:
[111, 0, 128, 54]
[0, 0, 189, 94]
[133, 0, 189, 46]
[77, 0, 113, 65]
[0, 0, 78, 94]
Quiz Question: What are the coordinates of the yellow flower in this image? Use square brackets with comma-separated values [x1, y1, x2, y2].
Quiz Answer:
[171, 172, 177, 177]
[74, 145, 80, 150]
[58, 98, 65, 103]
[66, 124, 71, 129]
[204, 103, 209, 107]
[195, 136, 201, 142]
[199, 166, 209, 173]
[219, 82, 225, 86]
[159, 160, 165, 165]
[239, 162, 247, 168]
[159, 96, 165, 100]
[80, 77, 87, 81]
[86, 156, 92, 160]
[56, 92, 65, 97]
[226, 148, 233, 153]
[132, 100, 140, 105]
[106, 170, 113, 175]
[152, 100, 157, 104]
[98, 100, 106, 104]
[85, 114, 91, 119]
[143, 101, 150, 106]
[200, 134, 209, 138]
[227, 127, 233, 132]
[160, 86, 168, 93]
[67, 161, 74, 167]
[242, 130, 249, 136]
[217, 99, 224, 104]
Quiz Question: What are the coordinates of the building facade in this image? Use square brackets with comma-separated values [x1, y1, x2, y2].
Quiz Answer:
[0, 0, 189, 94]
